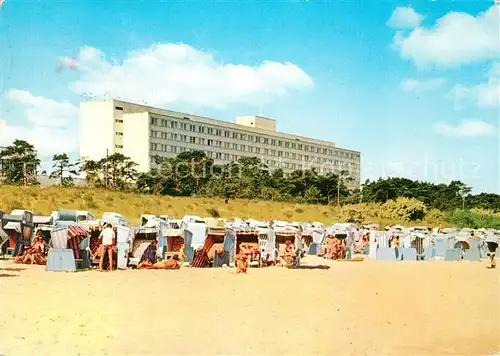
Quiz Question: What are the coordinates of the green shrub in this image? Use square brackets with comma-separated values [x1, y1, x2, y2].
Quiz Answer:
[446, 209, 500, 229]
[206, 207, 220, 218]
[426, 208, 444, 222]
[340, 206, 365, 224]
[382, 197, 427, 222]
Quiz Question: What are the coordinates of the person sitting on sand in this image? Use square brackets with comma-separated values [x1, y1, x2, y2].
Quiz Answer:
[236, 243, 249, 274]
[153, 254, 181, 270]
[283, 240, 296, 266]
[353, 233, 369, 254]
[486, 235, 498, 269]
[14, 234, 47, 265]
[389, 235, 400, 248]
[137, 240, 158, 269]
[325, 236, 337, 259]
[333, 237, 347, 260]
[438, 223, 443, 234]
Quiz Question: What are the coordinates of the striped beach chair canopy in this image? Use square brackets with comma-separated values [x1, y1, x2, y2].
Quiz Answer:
[246, 218, 264, 229]
[68, 225, 89, 238]
[363, 223, 380, 230]
[182, 215, 205, 224]
[312, 221, 325, 229]
[163, 227, 185, 237]
[272, 220, 289, 229]
[301, 226, 314, 237]
[326, 223, 357, 237]
[167, 219, 184, 229]
[134, 226, 159, 235]
[2, 221, 21, 233]
[33, 215, 53, 225]
[50, 228, 69, 248]
[35, 224, 55, 232]
[485, 232, 500, 244]
[101, 212, 128, 227]
[456, 230, 473, 242]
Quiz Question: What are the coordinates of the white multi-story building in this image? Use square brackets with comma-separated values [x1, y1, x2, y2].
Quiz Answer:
[80, 100, 361, 188]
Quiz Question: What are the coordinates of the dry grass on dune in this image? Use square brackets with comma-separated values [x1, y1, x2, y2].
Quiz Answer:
[0, 185, 440, 227]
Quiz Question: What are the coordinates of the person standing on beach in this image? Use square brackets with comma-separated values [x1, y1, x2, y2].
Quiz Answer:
[354, 228, 361, 243]
[236, 244, 249, 273]
[485, 233, 498, 269]
[99, 224, 115, 271]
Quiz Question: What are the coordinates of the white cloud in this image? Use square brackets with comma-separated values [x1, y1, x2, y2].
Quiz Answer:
[0, 90, 79, 156]
[434, 120, 497, 138]
[448, 62, 500, 109]
[65, 43, 314, 109]
[477, 62, 500, 107]
[387, 6, 423, 29]
[401, 77, 446, 92]
[392, 5, 499, 68]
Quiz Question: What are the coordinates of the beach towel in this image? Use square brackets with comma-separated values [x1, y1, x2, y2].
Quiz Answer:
[140, 243, 157, 264]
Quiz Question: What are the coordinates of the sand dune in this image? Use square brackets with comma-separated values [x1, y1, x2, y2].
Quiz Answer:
[1, 257, 499, 356]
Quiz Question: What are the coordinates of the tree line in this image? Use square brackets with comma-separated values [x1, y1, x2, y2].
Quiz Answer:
[1, 139, 499, 212]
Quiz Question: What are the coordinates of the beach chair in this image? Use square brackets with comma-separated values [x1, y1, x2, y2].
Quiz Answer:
[205, 224, 228, 268]
[235, 230, 261, 268]
[67, 225, 89, 268]
[464, 249, 481, 261]
[376, 247, 397, 261]
[400, 247, 417, 261]
[128, 227, 157, 267]
[46, 248, 76, 272]
[164, 226, 185, 261]
[434, 235, 455, 258]
[308, 243, 319, 255]
[77, 237, 92, 269]
[445, 248, 461, 261]
[410, 234, 429, 260]
[0, 237, 11, 257]
[185, 222, 207, 265]
[479, 240, 490, 259]
[423, 247, 435, 260]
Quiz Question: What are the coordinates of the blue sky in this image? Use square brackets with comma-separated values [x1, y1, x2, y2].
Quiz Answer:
[0, 0, 498, 193]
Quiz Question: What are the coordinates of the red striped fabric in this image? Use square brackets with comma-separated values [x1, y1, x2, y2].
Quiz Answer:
[167, 236, 184, 252]
[68, 225, 89, 238]
[68, 235, 84, 259]
[190, 249, 210, 268]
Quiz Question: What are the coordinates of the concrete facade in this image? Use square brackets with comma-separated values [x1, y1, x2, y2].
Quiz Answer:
[80, 99, 361, 188]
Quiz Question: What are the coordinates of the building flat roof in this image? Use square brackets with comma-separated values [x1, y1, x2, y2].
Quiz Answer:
[84, 99, 360, 154]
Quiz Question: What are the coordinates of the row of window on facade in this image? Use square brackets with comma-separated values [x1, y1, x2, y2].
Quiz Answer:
[150, 150, 352, 175]
[148, 142, 358, 169]
[147, 129, 359, 161]
[146, 118, 359, 160]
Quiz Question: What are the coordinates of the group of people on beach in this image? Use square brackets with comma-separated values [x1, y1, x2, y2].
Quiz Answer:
[12, 222, 498, 271]
[14, 234, 48, 265]
[136, 239, 181, 270]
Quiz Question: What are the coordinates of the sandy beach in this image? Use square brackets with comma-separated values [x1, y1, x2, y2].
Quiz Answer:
[1, 256, 499, 356]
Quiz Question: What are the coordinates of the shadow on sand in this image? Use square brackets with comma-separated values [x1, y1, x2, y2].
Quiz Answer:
[0, 273, 19, 278]
[0, 267, 26, 272]
[293, 265, 331, 270]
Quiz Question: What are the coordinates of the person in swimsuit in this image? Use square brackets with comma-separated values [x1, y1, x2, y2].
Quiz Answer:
[98, 224, 115, 271]
[236, 243, 249, 274]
